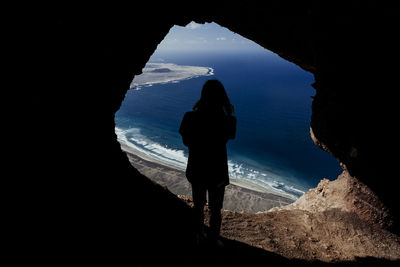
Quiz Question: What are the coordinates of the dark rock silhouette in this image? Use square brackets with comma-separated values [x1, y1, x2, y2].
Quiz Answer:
[12, 1, 400, 265]
[179, 79, 236, 245]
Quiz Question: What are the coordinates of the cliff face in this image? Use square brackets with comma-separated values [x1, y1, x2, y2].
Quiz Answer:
[279, 171, 393, 229]
[179, 171, 400, 262]
[17, 1, 400, 264]
[234, 170, 399, 261]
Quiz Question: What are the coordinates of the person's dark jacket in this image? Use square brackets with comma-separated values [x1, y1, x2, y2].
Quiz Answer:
[179, 110, 236, 188]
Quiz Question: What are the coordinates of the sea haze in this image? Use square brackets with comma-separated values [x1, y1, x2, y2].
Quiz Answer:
[115, 50, 342, 199]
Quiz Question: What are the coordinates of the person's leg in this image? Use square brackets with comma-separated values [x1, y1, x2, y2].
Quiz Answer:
[208, 186, 225, 241]
[191, 184, 207, 237]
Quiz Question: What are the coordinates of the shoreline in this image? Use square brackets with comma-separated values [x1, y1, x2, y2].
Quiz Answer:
[120, 142, 292, 197]
[130, 63, 214, 90]
[121, 143, 295, 213]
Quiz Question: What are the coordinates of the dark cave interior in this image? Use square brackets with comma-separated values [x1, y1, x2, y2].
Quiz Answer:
[15, 1, 400, 265]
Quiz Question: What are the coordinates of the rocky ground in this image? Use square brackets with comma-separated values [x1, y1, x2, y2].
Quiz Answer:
[125, 149, 294, 213]
[124, 147, 400, 264]
[180, 171, 400, 263]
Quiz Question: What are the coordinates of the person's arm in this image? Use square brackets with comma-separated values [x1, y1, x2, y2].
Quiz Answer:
[179, 112, 191, 146]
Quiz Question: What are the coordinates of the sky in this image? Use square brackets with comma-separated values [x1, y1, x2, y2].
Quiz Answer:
[155, 22, 268, 53]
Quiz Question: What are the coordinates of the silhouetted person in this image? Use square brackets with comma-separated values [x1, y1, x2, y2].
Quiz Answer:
[179, 79, 236, 246]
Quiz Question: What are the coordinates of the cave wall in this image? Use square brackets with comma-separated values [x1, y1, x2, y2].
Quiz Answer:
[186, 1, 400, 229]
[17, 0, 400, 262]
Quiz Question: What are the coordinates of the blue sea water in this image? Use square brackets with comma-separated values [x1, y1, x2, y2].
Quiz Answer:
[115, 50, 342, 199]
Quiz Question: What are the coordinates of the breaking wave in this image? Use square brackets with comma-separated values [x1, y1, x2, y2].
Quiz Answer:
[115, 126, 305, 199]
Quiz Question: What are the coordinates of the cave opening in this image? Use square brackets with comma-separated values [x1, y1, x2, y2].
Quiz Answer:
[115, 21, 341, 212]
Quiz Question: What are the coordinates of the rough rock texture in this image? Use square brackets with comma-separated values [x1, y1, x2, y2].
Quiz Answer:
[278, 171, 393, 229]
[219, 207, 400, 262]
[180, 172, 400, 263]
[13, 1, 400, 265]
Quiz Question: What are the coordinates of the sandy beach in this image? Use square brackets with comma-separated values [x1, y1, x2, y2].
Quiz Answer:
[121, 144, 294, 213]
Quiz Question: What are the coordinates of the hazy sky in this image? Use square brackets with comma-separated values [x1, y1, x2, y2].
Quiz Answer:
[156, 22, 267, 53]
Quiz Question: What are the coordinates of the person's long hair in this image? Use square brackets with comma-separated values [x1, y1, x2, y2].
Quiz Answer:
[193, 79, 234, 116]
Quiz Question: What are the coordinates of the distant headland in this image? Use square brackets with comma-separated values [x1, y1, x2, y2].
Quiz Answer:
[130, 63, 213, 89]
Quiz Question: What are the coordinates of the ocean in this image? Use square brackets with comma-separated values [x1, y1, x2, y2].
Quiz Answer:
[115, 50, 342, 199]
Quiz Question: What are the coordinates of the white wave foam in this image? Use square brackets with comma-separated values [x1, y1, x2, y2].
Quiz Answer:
[116, 126, 304, 199]
[228, 161, 304, 199]
[115, 127, 187, 169]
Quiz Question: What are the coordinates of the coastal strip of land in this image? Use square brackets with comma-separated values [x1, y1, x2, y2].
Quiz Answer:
[121, 144, 294, 213]
[124, 62, 294, 212]
[130, 63, 213, 89]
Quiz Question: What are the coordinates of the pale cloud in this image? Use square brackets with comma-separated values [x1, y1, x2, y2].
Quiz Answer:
[186, 22, 202, 30]
[216, 37, 226, 41]
[197, 37, 208, 43]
